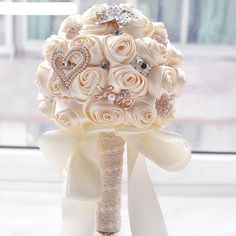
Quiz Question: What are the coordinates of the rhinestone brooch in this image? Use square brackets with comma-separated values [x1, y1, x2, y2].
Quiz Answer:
[95, 5, 138, 28]
[51, 45, 90, 89]
[66, 23, 82, 40]
[151, 31, 168, 46]
[131, 57, 151, 77]
[94, 85, 135, 109]
[155, 94, 173, 119]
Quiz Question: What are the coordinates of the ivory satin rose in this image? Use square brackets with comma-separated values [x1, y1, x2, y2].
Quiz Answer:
[35, 62, 52, 97]
[126, 96, 157, 129]
[135, 37, 168, 67]
[108, 65, 148, 97]
[119, 3, 154, 38]
[103, 33, 136, 66]
[55, 99, 85, 128]
[70, 67, 107, 103]
[38, 94, 55, 119]
[152, 22, 168, 44]
[58, 15, 82, 40]
[149, 66, 186, 98]
[70, 35, 104, 66]
[42, 35, 68, 64]
[47, 73, 69, 98]
[166, 44, 183, 67]
[85, 99, 124, 127]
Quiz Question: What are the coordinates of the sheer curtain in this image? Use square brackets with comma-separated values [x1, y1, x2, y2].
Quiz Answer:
[28, 15, 51, 40]
[189, 0, 236, 45]
[27, 0, 52, 40]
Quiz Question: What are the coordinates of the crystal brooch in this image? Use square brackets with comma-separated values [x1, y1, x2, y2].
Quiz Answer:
[155, 94, 174, 120]
[131, 57, 151, 77]
[51, 45, 90, 89]
[95, 5, 138, 28]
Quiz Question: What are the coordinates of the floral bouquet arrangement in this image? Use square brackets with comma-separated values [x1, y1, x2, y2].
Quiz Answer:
[35, 3, 191, 236]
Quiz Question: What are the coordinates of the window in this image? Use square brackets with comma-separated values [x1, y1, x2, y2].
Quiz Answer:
[0, 0, 235, 152]
[188, 0, 236, 45]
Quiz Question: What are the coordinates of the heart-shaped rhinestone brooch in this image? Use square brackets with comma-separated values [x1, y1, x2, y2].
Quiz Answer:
[52, 45, 90, 89]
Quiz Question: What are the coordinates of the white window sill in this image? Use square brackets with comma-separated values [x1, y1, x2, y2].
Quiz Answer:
[0, 148, 236, 196]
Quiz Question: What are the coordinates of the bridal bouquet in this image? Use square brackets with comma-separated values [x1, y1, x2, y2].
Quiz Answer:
[36, 3, 185, 132]
[35, 3, 190, 236]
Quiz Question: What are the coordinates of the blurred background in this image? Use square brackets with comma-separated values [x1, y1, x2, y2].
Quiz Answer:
[0, 0, 236, 151]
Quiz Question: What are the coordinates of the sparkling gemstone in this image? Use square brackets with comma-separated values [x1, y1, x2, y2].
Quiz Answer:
[101, 60, 110, 70]
[141, 63, 147, 69]
[131, 57, 151, 77]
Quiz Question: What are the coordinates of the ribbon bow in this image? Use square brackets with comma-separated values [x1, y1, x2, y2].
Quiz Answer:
[38, 128, 191, 236]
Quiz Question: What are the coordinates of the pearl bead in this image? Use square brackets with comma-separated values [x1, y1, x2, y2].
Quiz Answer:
[107, 94, 116, 103]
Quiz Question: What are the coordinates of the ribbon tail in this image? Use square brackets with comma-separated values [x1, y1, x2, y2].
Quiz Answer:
[39, 129, 101, 236]
[64, 132, 101, 200]
[58, 197, 95, 236]
[127, 145, 168, 236]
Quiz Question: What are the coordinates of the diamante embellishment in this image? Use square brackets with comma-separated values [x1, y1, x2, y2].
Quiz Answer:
[131, 57, 151, 77]
[66, 23, 82, 40]
[94, 85, 135, 109]
[51, 45, 90, 89]
[155, 94, 173, 119]
[95, 5, 138, 28]
[101, 59, 110, 70]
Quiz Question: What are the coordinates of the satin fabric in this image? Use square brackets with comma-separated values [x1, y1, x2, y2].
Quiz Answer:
[38, 128, 191, 236]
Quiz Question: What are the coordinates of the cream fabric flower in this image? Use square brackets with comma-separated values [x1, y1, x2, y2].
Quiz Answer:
[103, 33, 136, 66]
[165, 44, 182, 67]
[108, 65, 148, 97]
[135, 37, 168, 67]
[85, 99, 124, 127]
[70, 35, 104, 66]
[42, 35, 68, 63]
[35, 62, 52, 97]
[80, 3, 118, 35]
[120, 3, 154, 38]
[55, 99, 84, 127]
[126, 96, 157, 129]
[58, 15, 82, 40]
[70, 67, 107, 103]
[149, 66, 186, 98]
[38, 93, 55, 119]
[47, 73, 68, 97]
[152, 22, 168, 45]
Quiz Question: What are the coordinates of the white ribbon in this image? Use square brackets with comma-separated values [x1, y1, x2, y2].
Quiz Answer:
[38, 128, 191, 236]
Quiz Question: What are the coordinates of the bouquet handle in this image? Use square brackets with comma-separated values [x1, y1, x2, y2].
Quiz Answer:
[96, 132, 125, 235]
